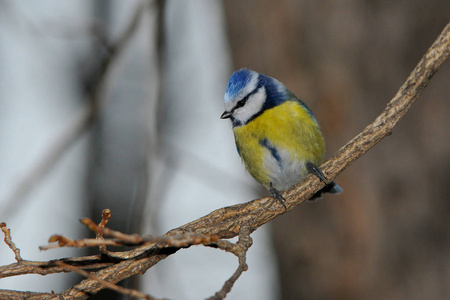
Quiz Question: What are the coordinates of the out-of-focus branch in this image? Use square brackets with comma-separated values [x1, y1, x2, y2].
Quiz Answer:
[0, 256, 115, 279]
[0, 1, 148, 218]
[96, 208, 111, 254]
[0, 21, 448, 300]
[0, 290, 53, 300]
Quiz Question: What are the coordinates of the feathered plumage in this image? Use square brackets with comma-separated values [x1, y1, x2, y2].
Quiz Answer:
[221, 68, 342, 199]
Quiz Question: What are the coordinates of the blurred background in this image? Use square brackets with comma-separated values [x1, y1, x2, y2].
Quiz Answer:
[0, 1, 449, 299]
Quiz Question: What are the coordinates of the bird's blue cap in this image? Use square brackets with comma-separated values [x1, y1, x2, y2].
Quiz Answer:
[224, 68, 258, 103]
[223, 68, 318, 125]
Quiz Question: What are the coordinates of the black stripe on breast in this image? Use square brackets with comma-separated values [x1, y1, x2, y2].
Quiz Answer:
[259, 138, 282, 168]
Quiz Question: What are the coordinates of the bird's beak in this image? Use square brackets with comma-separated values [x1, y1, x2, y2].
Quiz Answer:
[220, 111, 232, 119]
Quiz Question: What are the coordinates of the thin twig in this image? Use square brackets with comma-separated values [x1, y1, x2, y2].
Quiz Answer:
[1, 222, 23, 262]
[207, 226, 252, 300]
[40, 218, 219, 253]
[81, 216, 220, 247]
[97, 209, 112, 253]
[39, 235, 124, 250]
[82, 218, 146, 245]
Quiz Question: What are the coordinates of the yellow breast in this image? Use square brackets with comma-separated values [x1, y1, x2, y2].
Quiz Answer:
[232, 101, 325, 190]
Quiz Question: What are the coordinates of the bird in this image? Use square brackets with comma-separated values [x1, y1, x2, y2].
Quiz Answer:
[221, 68, 342, 202]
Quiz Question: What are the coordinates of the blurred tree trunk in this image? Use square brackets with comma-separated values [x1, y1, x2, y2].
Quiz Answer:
[86, 0, 153, 237]
[224, 1, 450, 299]
[85, 1, 159, 299]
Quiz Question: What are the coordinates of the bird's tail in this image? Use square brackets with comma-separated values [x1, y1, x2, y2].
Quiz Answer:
[310, 181, 343, 201]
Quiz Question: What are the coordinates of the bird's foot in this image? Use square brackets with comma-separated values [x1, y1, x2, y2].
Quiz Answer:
[306, 162, 328, 184]
[270, 182, 287, 209]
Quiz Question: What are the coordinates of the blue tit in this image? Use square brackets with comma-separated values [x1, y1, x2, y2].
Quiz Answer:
[221, 68, 342, 201]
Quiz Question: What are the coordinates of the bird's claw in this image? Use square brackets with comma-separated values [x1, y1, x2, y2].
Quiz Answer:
[270, 182, 287, 209]
[306, 162, 328, 184]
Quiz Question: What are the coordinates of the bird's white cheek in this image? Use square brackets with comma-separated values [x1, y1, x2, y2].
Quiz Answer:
[233, 108, 253, 124]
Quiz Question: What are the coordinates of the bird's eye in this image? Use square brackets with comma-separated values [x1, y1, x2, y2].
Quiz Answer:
[236, 98, 247, 108]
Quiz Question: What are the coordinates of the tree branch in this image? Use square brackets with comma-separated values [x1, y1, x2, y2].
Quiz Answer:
[207, 226, 252, 300]
[0, 223, 23, 262]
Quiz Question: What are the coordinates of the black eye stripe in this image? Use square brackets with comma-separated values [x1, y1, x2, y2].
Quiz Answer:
[237, 98, 246, 107]
[234, 95, 249, 110]
[230, 86, 261, 113]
